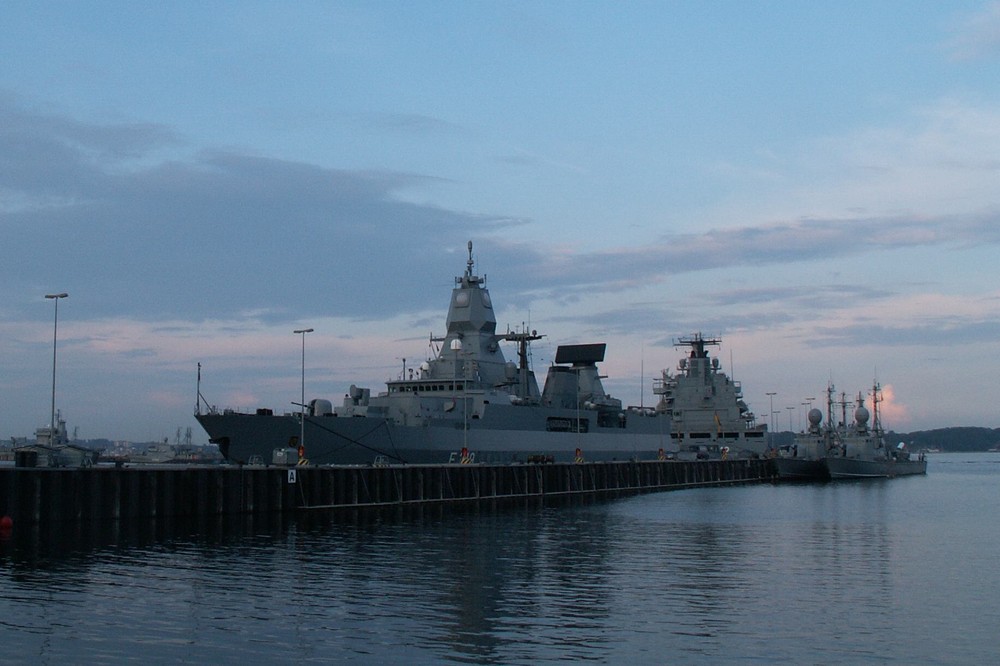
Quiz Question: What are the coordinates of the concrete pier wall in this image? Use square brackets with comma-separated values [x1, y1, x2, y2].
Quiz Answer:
[0, 459, 776, 525]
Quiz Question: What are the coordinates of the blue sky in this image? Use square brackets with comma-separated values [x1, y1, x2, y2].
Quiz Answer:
[3, 1, 1000, 441]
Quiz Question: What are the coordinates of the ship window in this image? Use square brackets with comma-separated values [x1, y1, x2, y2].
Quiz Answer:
[546, 417, 589, 433]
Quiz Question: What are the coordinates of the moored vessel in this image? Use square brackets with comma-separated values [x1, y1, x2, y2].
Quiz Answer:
[774, 384, 837, 481]
[823, 382, 927, 479]
[13, 411, 100, 468]
[196, 242, 674, 465]
[653, 333, 768, 460]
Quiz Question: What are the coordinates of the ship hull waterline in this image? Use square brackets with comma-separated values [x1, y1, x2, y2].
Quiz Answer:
[824, 456, 927, 479]
[773, 457, 829, 481]
[197, 408, 676, 466]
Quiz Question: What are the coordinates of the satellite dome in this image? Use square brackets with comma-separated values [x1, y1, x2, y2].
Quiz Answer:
[808, 408, 823, 426]
[855, 405, 870, 425]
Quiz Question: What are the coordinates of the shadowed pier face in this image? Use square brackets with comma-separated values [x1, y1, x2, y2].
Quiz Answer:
[0, 458, 777, 525]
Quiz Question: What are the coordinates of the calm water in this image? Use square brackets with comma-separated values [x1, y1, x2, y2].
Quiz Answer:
[1, 453, 997, 664]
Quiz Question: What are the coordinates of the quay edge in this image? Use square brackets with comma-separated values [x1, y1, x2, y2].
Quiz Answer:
[0, 459, 778, 525]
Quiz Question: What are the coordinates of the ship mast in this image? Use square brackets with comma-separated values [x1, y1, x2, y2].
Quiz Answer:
[503, 326, 544, 401]
[871, 380, 883, 442]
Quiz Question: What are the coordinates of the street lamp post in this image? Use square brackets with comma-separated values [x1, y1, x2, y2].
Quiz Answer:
[766, 392, 776, 449]
[45, 293, 68, 435]
[294, 328, 313, 455]
[786, 406, 795, 432]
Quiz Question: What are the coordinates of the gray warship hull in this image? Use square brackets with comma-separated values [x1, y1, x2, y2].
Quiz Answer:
[824, 456, 927, 479]
[198, 407, 673, 466]
[773, 456, 829, 481]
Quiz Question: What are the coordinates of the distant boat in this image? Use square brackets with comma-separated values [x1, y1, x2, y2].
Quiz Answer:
[14, 410, 99, 468]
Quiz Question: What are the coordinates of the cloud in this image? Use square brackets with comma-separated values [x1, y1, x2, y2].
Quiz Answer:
[811, 317, 1000, 349]
[878, 384, 909, 427]
[517, 212, 1000, 308]
[1, 99, 525, 323]
[946, 2, 1000, 61]
[5, 95, 1000, 336]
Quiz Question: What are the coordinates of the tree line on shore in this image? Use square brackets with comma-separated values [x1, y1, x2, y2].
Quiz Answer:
[883, 427, 1000, 452]
[765, 426, 1000, 452]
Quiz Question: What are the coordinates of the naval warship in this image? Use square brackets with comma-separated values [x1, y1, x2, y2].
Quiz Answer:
[652, 334, 769, 459]
[196, 242, 674, 465]
[774, 384, 836, 481]
[776, 382, 927, 480]
[823, 382, 926, 479]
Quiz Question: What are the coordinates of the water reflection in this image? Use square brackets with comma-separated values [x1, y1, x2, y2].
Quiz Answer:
[1, 460, 997, 665]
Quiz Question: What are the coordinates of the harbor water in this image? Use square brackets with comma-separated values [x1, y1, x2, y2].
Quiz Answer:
[1, 452, 996, 664]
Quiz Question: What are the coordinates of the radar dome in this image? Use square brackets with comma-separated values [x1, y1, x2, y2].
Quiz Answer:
[310, 399, 333, 416]
[854, 405, 870, 425]
[808, 408, 823, 426]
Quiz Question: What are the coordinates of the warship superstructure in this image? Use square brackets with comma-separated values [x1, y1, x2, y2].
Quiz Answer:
[652, 334, 768, 459]
[196, 243, 674, 465]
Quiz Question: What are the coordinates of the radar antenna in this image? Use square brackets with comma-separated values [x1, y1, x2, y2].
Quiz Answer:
[674, 332, 721, 358]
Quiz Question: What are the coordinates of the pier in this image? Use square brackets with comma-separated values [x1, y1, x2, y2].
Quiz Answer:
[0, 459, 776, 526]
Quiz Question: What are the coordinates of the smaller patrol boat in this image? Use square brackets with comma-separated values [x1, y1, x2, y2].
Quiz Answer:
[823, 382, 927, 479]
[653, 334, 768, 459]
[774, 384, 836, 481]
[776, 381, 927, 480]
